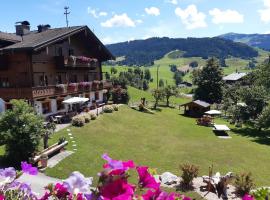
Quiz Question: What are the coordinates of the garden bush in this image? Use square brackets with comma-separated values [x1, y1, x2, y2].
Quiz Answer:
[112, 87, 130, 104]
[89, 112, 97, 120]
[180, 163, 199, 189]
[103, 105, 114, 113]
[72, 116, 85, 127]
[82, 114, 90, 123]
[112, 104, 119, 111]
[235, 172, 255, 197]
[252, 187, 270, 200]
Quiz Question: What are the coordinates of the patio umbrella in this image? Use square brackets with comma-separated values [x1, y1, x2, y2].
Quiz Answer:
[62, 97, 89, 104]
[205, 110, 222, 115]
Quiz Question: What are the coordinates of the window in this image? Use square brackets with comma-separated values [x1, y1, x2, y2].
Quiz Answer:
[44, 75, 48, 86]
[0, 77, 9, 88]
[42, 101, 51, 114]
[95, 91, 99, 100]
[56, 75, 62, 84]
[69, 49, 74, 56]
[39, 76, 44, 86]
[58, 47, 63, 56]
[57, 99, 65, 110]
[84, 74, 89, 82]
[70, 74, 77, 83]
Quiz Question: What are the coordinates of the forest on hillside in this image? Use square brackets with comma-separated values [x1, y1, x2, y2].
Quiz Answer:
[106, 37, 258, 66]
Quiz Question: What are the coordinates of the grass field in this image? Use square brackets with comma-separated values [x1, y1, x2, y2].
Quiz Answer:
[45, 87, 270, 186]
[46, 104, 270, 186]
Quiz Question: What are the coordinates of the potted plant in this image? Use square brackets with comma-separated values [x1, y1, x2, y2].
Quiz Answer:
[68, 83, 78, 92]
[40, 154, 48, 168]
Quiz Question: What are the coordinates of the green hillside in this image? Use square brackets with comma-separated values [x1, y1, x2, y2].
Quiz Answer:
[103, 49, 269, 91]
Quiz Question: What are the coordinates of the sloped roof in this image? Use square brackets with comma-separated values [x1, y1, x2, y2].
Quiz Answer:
[181, 100, 210, 108]
[0, 26, 115, 61]
[0, 32, 22, 43]
[223, 72, 247, 81]
[1, 26, 84, 50]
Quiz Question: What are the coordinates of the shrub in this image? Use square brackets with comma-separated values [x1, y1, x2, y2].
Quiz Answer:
[180, 163, 199, 189]
[82, 114, 90, 123]
[89, 112, 97, 120]
[72, 116, 85, 127]
[112, 88, 130, 104]
[103, 105, 114, 113]
[252, 187, 270, 200]
[235, 172, 255, 197]
[112, 104, 119, 111]
[0, 100, 45, 163]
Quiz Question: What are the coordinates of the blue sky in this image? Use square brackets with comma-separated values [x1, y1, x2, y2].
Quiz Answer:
[0, 0, 270, 44]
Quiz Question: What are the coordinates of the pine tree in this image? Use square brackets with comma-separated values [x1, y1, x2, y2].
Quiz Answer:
[193, 58, 224, 104]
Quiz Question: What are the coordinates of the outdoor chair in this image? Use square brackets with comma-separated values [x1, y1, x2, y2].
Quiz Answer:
[49, 116, 58, 124]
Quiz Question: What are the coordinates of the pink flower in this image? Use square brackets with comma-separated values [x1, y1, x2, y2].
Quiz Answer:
[54, 183, 70, 199]
[143, 189, 182, 200]
[137, 166, 160, 190]
[102, 153, 135, 174]
[0, 195, 4, 200]
[21, 162, 38, 175]
[100, 178, 135, 200]
[242, 194, 255, 200]
[39, 192, 51, 200]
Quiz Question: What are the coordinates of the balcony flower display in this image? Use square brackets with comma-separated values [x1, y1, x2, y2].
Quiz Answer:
[0, 154, 191, 200]
[55, 84, 66, 93]
[78, 82, 91, 91]
[68, 83, 78, 92]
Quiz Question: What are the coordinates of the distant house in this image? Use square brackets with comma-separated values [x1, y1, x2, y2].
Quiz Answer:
[180, 100, 210, 117]
[178, 81, 193, 88]
[223, 72, 247, 84]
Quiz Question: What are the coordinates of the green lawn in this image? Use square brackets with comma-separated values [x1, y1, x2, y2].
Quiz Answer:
[46, 104, 270, 186]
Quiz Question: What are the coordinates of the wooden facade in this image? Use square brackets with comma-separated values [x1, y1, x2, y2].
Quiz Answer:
[0, 25, 114, 116]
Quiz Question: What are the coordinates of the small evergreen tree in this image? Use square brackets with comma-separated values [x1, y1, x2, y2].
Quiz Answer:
[111, 67, 118, 75]
[159, 79, 165, 88]
[144, 69, 151, 81]
[105, 72, 111, 80]
[0, 100, 45, 163]
[193, 58, 224, 104]
[143, 80, 149, 91]
[173, 71, 183, 86]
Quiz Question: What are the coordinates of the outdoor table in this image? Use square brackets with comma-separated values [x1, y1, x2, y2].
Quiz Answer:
[55, 115, 63, 124]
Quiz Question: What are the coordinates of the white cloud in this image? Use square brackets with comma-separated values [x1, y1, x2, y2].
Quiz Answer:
[165, 0, 178, 5]
[145, 7, 160, 16]
[99, 12, 108, 17]
[87, 7, 108, 18]
[135, 19, 143, 24]
[259, 0, 270, 23]
[175, 5, 207, 29]
[101, 13, 136, 28]
[209, 8, 244, 24]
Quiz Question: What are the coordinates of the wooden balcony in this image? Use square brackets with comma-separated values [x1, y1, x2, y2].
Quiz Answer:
[0, 81, 111, 100]
[55, 56, 97, 69]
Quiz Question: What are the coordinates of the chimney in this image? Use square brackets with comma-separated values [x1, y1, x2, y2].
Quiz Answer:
[37, 24, 51, 33]
[15, 21, 30, 36]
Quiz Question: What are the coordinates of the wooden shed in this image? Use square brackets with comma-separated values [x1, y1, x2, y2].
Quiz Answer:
[180, 100, 210, 117]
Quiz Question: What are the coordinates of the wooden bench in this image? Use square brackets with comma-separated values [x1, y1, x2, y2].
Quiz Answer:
[30, 141, 68, 164]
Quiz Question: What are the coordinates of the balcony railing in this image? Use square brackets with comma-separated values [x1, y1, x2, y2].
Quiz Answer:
[0, 81, 112, 100]
[55, 56, 98, 69]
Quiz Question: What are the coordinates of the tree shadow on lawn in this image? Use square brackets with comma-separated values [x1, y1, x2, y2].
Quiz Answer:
[231, 127, 270, 146]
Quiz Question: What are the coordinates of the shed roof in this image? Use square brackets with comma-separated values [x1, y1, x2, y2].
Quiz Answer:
[181, 100, 210, 108]
[223, 72, 247, 81]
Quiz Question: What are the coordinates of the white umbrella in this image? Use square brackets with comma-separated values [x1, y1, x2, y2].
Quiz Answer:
[62, 97, 89, 104]
[205, 110, 222, 115]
